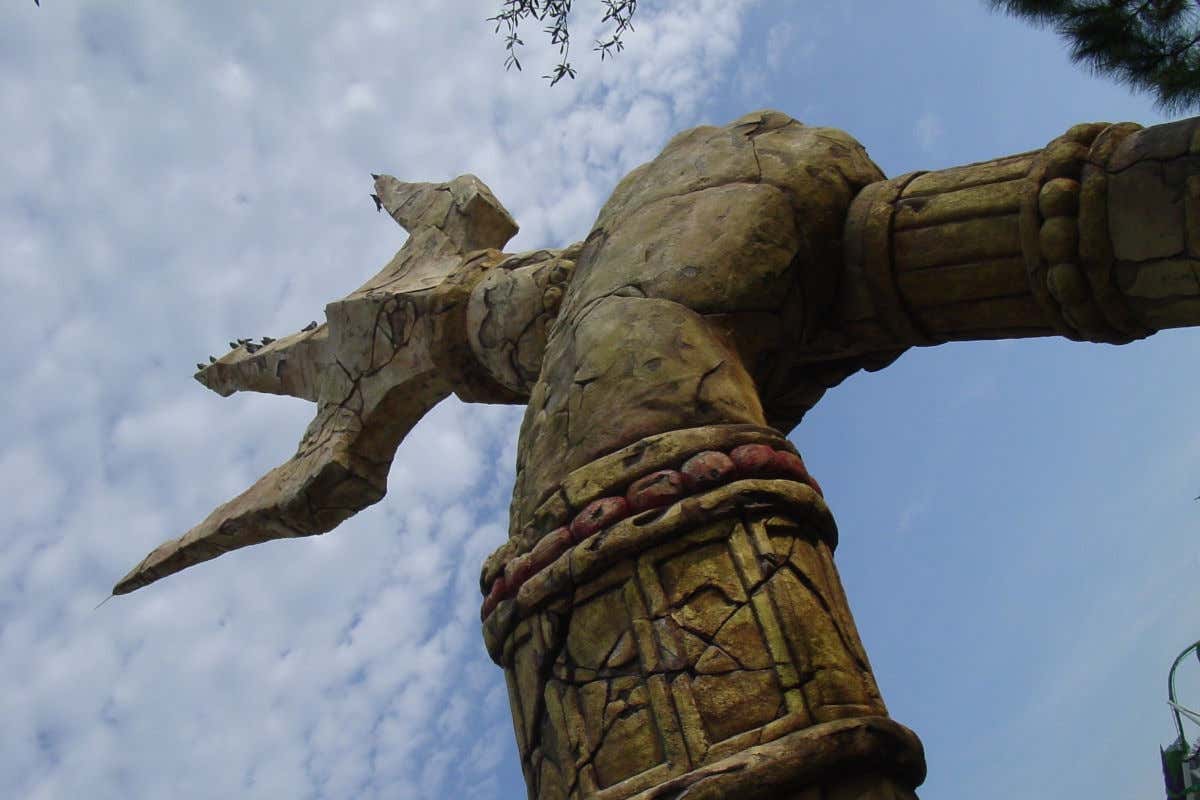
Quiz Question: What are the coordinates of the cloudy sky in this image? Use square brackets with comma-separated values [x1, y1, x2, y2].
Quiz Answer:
[3, 1, 1199, 798]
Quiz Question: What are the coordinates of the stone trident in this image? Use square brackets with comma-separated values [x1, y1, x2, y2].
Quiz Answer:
[112, 110, 1200, 799]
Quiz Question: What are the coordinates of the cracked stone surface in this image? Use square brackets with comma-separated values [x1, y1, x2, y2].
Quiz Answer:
[112, 174, 525, 594]
[116, 111, 1200, 601]
[509, 110, 887, 537]
[111, 109, 1200, 799]
[500, 500, 890, 799]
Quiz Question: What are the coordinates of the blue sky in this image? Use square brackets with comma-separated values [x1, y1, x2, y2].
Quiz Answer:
[2, 1, 1198, 798]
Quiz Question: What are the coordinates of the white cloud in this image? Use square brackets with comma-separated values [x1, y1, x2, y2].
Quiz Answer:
[895, 490, 932, 536]
[0, 1, 758, 798]
[0, 445, 65, 525]
[766, 21, 793, 71]
[915, 110, 945, 152]
[5, 2, 1197, 799]
[212, 60, 254, 103]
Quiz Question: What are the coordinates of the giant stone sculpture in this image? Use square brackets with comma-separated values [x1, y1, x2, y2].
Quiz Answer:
[113, 110, 1200, 799]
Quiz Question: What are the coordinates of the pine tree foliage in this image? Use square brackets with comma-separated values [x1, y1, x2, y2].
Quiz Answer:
[989, 0, 1200, 114]
[489, 0, 637, 85]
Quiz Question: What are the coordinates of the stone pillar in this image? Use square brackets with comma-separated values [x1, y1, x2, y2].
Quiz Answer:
[480, 424, 925, 800]
[473, 112, 1200, 799]
[478, 110, 926, 799]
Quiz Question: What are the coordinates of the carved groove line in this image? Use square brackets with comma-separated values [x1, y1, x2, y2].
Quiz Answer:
[846, 172, 937, 347]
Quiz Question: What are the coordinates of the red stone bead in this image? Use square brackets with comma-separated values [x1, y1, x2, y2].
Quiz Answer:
[625, 469, 685, 512]
[770, 450, 823, 497]
[570, 496, 631, 542]
[680, 450, 736, 492]
[729, 443, 775, 476]
[481, 575, 508, 620]
[769, 450, 808, 480]
[529, 526, 572, 572]
[504, 552, 534, 591]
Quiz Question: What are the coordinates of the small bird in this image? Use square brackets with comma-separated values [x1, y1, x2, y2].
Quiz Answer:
[229, 341, 239, 349]
[245, 343, 262, 354]
[371, 193, 383, 212]
[302, 321, 318, 332]
[371, 173, 380, 180]
[237, 338, 251, 345]
[261, 336, 275, 345]
[196, 363, 206, 371]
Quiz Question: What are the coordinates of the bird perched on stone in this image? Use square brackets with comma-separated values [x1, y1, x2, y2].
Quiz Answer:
[302, 321, 318, 332]
[209, 355, 217, 363]
[196, 363, 206, 371]
[237, 338, 251, 346]
[371, 193, 383, 213]
[229, 341, 239, 350]
[261, 336, 275, 345]
[246, 343, 262, 354]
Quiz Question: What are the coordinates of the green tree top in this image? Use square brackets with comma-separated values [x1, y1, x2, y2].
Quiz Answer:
[489, 0, 637, 85]
[989, 0, 1200, 114]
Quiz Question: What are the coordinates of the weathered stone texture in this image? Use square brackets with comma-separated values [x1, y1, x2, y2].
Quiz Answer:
[111, 109, 1200, 800]
[494, 465, 907, 799]
[115, 174, 523, 595]
[468, 245, 582, 395]
[119, 111, 1200, 601]
[1110, 161, 1186, 261]
[510, 111, 887, 537]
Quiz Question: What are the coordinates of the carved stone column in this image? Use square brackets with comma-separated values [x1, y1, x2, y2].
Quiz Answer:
[474, 113, 1200, 799]
[480, 424, 925, 799]
[479, 111, 926, 800]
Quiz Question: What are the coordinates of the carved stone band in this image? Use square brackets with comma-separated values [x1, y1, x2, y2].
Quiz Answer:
[486, 425, 895, 799]
[481, 424, 805, 595]
[1022, 121, 1153, 344]
[482, 471, 831, 640]
[481, 451, 827, 623]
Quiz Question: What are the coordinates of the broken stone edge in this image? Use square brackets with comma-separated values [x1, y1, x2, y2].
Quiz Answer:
[623, 716, 926, 800]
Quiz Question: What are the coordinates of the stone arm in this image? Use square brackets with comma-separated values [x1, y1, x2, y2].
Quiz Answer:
[830, 117, 1196, 360]
[111, 174, 536, 595]
[735, 115, 1200, 436]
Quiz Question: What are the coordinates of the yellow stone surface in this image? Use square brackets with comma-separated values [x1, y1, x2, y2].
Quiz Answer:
[112, 109, 1200, 799]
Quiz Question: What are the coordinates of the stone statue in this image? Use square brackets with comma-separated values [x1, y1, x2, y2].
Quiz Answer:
[112, 109, 1200, 799]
